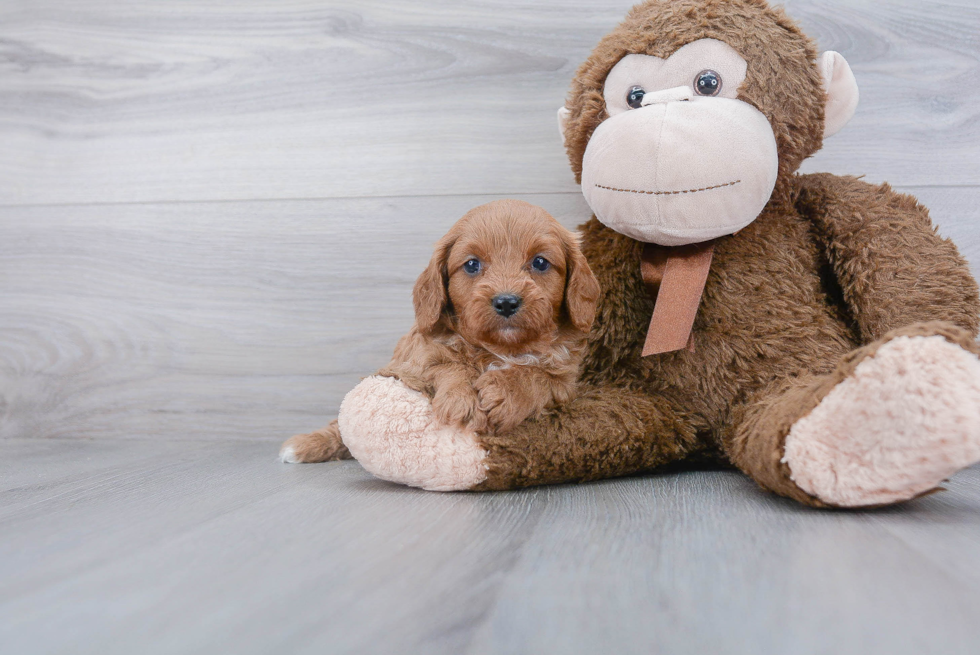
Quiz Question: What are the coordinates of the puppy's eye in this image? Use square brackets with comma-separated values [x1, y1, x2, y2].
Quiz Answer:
[463, 258, 481, 275]
[627, 85, 645, 109]
[694, 70, 722, 96]
[531, 256, 551, 272]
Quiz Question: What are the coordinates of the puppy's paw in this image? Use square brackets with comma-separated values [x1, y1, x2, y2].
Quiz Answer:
[476, 371, 536, 433]
[432, 386, 487, 432]
[279, 420, 352, 463]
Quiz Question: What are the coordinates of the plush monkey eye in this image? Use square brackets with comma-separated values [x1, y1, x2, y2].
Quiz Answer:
[626, 85, 646, 109]
[531, 256, 551, 272]
[694, 70, 722, 96]
[463, 258, 481, 275]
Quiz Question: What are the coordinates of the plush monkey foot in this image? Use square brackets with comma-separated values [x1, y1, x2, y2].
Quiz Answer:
[338, 376, 489, 491]
[783, 335, 980, 507]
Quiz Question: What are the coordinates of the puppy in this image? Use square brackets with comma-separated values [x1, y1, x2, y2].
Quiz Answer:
[280, 199, 600, 464]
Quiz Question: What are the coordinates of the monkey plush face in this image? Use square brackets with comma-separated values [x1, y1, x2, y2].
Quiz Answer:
[581, 38, 777, 246]
[558, 0, 859, 246]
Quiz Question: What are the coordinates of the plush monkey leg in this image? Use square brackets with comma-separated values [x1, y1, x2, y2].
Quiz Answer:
[338, 375, 697, 491]
[280, 419, 352, 463]
[728, 322, 980, 508]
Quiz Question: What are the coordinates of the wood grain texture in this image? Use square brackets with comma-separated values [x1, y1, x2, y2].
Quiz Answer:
[0, 193, 591, 441]
[1, 439, 979, 655]
[465, 469, 980, 655]
[3, 188, 977, 443]
[1, 0, 979, 205]
[3, 2, 980, 652]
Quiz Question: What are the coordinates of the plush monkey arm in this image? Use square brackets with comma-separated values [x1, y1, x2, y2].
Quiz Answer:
[335, 374, 697, 491]
[798, 173, 980, 342]
[472, 383, 697, 490]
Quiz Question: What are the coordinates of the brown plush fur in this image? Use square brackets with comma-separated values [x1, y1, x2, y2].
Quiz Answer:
[562, 0, 825, 206]
[469, 0, 980, 504]
[282, 200, 600, 461]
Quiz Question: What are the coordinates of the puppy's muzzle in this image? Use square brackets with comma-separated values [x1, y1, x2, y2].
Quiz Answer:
[492, 293, 522, 318]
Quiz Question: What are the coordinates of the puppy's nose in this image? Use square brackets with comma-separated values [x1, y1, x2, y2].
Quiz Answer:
[492, 294, 522, 318]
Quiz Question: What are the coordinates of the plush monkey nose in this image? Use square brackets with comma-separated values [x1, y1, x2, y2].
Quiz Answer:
[640, 85, 694, 106]
[492, 294, 522, 318]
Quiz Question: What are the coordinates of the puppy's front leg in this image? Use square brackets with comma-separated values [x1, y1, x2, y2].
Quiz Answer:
[428, 363, 487, 432]
[476, 367, 570, 433]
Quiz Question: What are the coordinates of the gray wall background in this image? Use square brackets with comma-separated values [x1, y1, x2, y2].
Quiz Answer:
[2, 0, 979, 442]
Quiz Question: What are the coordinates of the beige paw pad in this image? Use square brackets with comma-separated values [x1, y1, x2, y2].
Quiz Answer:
[784, 336, 980, 507]
[337, 376, 488, 491]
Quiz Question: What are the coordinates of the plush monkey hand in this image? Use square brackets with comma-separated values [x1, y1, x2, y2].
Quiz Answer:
[338, 375, 490, 492]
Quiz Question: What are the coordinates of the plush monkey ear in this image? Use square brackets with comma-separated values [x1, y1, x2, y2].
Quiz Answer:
[560, 229, 601, 333]
[558, 106, 571, 143]
[413, 235, 455, 335]
[819, 51, 859, 138]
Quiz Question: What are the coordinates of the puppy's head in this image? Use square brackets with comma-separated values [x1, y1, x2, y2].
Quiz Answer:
[413, 200, 600, 354]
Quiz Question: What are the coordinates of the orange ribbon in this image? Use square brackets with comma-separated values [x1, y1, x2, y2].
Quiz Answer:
[640, 241, 714, 356]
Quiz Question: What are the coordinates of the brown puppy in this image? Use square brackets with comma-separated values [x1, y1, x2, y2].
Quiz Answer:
[280, 199, 600, 464]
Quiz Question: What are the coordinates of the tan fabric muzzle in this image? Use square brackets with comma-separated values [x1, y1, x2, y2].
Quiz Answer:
[563, 40, 858, 355]
[580, 62, 778, 354]
[580, 92, 779, 247]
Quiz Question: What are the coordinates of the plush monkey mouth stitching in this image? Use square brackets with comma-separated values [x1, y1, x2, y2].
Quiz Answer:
[594, 180, 741, 195]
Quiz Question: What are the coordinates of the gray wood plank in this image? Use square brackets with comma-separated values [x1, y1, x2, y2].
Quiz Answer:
[2, 188, 977, 442]
[3, 3, 980, 652]
[466, 467, 980, 655]
[1, 0, 978, 206]
[0, 437, 213, 499]
[865, 468, 980, 589]
[0, 193, 592, 442]
[0, 439, 544, 655]
[2, 439, 979, 655]
[3, 187, 977, 443]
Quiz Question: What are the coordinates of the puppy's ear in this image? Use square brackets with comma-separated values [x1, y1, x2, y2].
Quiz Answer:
[413, 234, 455, 335]
[560, 229, 601, 333]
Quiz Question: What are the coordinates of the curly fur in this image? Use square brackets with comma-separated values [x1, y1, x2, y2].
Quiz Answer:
[468, 0, 980, 506]
[286, 0, 980, 509]
[282, 200, 600, 461]
[562, 0, 825, 206]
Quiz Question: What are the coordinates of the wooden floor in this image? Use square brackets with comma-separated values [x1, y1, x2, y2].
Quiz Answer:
[3, 1, 980, 653]
[4, 439, 980, 654]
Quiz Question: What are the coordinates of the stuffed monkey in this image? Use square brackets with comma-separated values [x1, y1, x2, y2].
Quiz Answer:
[292, 0, 980, 508]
